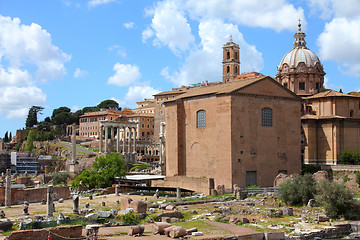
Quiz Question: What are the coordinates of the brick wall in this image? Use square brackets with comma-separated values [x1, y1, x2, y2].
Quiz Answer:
[5, 225, 82, 240]
[0, 186, 70, 205]
[152, 176, 213, 195]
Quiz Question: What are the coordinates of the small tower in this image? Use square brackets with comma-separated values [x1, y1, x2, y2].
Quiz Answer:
[222, 35, 240, 83]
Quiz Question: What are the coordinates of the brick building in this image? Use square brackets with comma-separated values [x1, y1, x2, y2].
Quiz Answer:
[79, 109, 133, 138]
[157, 36, 302, 191]
[276, 22, 360, 165]
[164, 76, 301, 189]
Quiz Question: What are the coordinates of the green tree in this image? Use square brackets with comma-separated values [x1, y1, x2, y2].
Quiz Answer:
[25, 106, 44, 129]
[315, 180, 359, 219]
[24, 130, 35, 152]
[339, 150, 354, 164]
[3, 131, 9, 142]
[9, 132, 12, 142]
[71, 152, 127, 189]
[51, 106, 71, 119]
[97, 100, 120, 110]
[279, 174, 316, 205]
[52, 171, 70, 185]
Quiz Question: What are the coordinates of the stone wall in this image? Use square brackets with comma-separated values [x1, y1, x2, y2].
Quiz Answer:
[0, 186, 70, 205]
[152, 176, 213, 195]
[5, 225, 82, 240]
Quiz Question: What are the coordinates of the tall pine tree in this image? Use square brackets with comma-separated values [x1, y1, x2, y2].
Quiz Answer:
[3, 131, 8, 142]
[25, 106, 44, 129]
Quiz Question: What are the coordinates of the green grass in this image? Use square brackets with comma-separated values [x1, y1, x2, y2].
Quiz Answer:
[173, 220, 232, 235]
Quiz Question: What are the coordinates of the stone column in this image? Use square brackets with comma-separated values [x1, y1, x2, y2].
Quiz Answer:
[110, 126, 115, 153]
[73, 195, 79, 214]
[5, 169, 11, 208]
[47, 185, 54, 218]
[176, 187, 181, 200]
[99, 125, 103, 152]
[116, 127, 120, 153]
[133, 128, 136, 153]
[122, 128, 126, 153]
[70, 125, 77, 173]
[115, 184, 119, 196]
[104, 126, 108, 153]
[127, 128, 131, 154]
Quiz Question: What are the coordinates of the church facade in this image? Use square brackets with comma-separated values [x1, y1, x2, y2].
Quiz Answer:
[276, 22, 360, 165]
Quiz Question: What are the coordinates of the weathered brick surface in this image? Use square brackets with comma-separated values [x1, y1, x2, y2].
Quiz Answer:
[5, 225, 82, 240]
[0, 186, 70, 205]
[164, 77, 301, 191]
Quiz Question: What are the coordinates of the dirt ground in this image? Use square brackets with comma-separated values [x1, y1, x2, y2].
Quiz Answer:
[0, 193, 261, 240]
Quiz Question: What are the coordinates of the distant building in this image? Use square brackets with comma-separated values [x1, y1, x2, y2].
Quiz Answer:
[79, 109, 134, 138]
[11, 152, 55, 174]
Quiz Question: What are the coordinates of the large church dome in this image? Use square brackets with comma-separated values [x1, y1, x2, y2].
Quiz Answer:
[276, 21, 325, 96]
[279, 47, 321, 69]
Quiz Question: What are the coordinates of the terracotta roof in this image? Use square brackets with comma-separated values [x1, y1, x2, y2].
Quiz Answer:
[168, 76, 271, 101]
[304, 90, 360, 99]
[154, 89, 188, 96]
[302, 114, 348, 120]
[125, 113, 154, 118]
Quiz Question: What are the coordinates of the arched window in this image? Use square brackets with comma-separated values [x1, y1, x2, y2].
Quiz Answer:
[262, 108, 272, 127]
[227, 51, 230, 59]
[197, 110, 206, 128]
[235, 66, 238, 74]
[227, 66, 230, 73]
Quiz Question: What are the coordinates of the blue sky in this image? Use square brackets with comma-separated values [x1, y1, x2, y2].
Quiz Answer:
[0, 0, 360, 138]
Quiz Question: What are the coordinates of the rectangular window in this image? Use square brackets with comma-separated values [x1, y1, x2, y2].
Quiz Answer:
[196, 110, 206, 128]
[299, 82, 305, 90]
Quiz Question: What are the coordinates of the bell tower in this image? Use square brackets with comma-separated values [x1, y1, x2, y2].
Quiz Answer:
[222, 35, 240, 83]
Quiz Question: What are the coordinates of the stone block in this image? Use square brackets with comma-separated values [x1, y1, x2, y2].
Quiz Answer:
[169, 226, 187, 238]
[264, 232, 285, 240]
[129, 200, 147, 214]
[120, 197, 132, 211]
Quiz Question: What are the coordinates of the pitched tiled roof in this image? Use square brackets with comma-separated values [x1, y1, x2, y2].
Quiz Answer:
[304, 90, 360, 99]
[168, 76, 270, 101]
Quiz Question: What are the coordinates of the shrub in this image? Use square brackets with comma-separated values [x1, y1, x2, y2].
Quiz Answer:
[301, 164, 321, 175]
[356, 172, 360, 186]
[121, 211, 140, 225]
[340, 150, 355, 164]
[315, 180, 359, 219]
[279, 174, 316, 205]
[52, 171, 70, 185]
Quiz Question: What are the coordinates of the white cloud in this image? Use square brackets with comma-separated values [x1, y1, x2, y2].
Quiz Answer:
[0, 86, 46, 119]
[143, 0, 194, 54]
[162, 19, 263, 86]
[88, 0, 115, 8]
[71, 105, 80, 112]
[317, 17, 360, 76]
[123, 22, 135, 29]
[184, 0, 305, 32]
[107, 63, 141, 87]
[0, 67, 32, 86]
[108, 45, 127, 58]
[125, 85, 160, 105]
[0, 15, 69, 119]
[142, 27, 155, 43]
[73, 68, 88, 78]
[0, 15, 70, 82]
[307, 0, 360, 20]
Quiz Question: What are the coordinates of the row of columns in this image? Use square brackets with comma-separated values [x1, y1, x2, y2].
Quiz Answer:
[99, 125, 137, 154]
